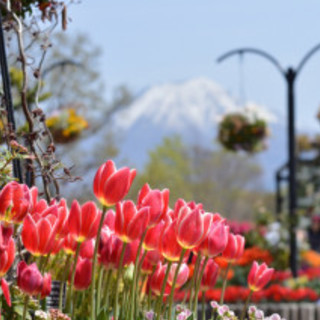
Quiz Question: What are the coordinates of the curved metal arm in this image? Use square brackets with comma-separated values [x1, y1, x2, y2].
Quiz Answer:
[296, 43, 320, 77]
[217, 47, 285, 77]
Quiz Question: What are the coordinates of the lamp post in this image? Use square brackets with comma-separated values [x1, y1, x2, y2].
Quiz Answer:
[217, 43, 320, 277]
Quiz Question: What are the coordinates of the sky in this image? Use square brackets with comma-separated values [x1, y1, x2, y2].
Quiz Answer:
[67, 0, 320, 131]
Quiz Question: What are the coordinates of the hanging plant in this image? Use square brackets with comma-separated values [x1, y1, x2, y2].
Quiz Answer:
[218, 112, 269, 153]
[46, 108, 88, 143]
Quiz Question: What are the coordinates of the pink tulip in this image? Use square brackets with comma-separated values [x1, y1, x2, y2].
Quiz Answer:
[143, 220, 165, 251]
[137, 184, 169, 226]
[248, 261, 274, 292]
[72, 258, 92, 291]
[0, 225, 15, 277]
[168, 263, 189, 288]
[222, 233, 245, 262]
[200, 259, 219, 291]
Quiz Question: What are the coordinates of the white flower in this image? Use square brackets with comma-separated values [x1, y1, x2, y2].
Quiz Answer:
[210, 301, 219, 309]
[35, 310, 48, 320]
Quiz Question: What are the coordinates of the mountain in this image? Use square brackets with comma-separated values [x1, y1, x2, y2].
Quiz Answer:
[59, 77, 287, 199]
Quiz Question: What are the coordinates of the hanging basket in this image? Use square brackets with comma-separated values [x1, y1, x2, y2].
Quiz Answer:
[46, 108, 88, 144]
[218, 112, 268, 153]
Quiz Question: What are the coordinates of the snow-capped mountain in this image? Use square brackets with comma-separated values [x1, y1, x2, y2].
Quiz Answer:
[59, 77, 287, 199]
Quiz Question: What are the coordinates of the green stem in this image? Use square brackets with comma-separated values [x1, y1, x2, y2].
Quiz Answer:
[71, 290, 78, 320]
[129, 229, 148, 320]
[219, 262, 231, 305]
[103, 268, 113, 314]
[189, 253, 202, 310]
[240, 290, 253, 320]
[167, 248, 187, 320]
[148, 265, 157, 310]
[114, 242, 128, 320]
[201, 291, 206, 320]
[59, 254, 71, 311]
[156, 260, 172, 320]
[194, 256, 209, 318]
[135, 249, 148, 319]
[90, 205, 108, 320]
[22, 295, 30, 320]
[68, 241, 81, 314]
[96, 266, 104, 317]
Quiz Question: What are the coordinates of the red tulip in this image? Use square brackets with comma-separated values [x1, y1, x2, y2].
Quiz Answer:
[21, 213, 58, 256]
[103, 209, 116, 231]
[197, 222, 229, 257]
[137, 184, 169, 226]
[72, 258, 92, 291]
[0, 225, 15, 277]
[68, 200, 101, 243]
[0, 181, 32, 224]
[1, 278, 11, 307]
[49, 198, 69, 238]
[41, 273, 52, 299]
[171, 199, 203, 220]
[168, 263, 189, 288]
[17, 262, 50, 296]
[93, 160, 136, 206]
[201, 259, 219, 291]
[30, 186, 48, 215]
[159, 219, 184, 262]
[149, 263, 170, 296]
[248, 261, 274, 292]
[115, 200, 149, 243]
[143, 220, 165, 251]
[222, 233, 245, 262]
[175, 206, 212, 249]
[141, 250, 163, 274]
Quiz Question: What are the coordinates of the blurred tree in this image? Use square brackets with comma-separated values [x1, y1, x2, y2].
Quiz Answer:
[133, 135, 274, 220]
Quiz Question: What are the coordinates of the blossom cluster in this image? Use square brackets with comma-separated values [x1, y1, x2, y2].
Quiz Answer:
[0, 159, 275, 320]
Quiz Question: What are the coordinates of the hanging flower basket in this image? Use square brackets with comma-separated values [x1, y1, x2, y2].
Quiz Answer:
[46, 108, 88, 144]
[218, 112, 268, 153]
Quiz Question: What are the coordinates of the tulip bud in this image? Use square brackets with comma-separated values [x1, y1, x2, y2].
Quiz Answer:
[149, 263, 170, 296]
[72, 258, 92, 291]
[222, 233, 245, 262]
[248, 261, 274, 292]
[168, 263, 189, 288]
[175, 207, 212, 249]
[115, 201, 149, 243]
[137, 184, 169, 226]
[93, 160, 136, 206]
[200, 259, 219, 291]
[0, 181, 32, 224]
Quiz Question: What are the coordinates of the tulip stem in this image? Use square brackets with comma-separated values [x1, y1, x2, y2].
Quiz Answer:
[167, 248, 186, 320]
[189, 253, 202, 310]
[148, 265, 157, 310]
[156, 260, 172, 320]
[103, 268, 112, 315]
[96, 266, 104, 317]
[90, 205, 108, 320]
[201, 290, 206, 320]
[219, 262, 231, 304]
[129, 229, 147, 320]
[59, 254, 71, 311]
[22, 295, 29, 320]
[240, 290, 253, 320]
[114, 242, 128, 320]
[194, 256, 209, 318]
[68, 241, 81, 314]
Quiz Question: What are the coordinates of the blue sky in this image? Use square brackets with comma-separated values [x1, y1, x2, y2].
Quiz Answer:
[68, 1, 320, 131]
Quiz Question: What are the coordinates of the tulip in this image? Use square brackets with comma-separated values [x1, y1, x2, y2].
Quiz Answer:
[115, 200, 149, 243]
[200, 259, 219, 291]
[149, 263, 170, 296]
[137, 184, 169, 226]
[21, 213, 58, 256]
[71, 258, 92, 291]
[1, 278, 11, 307]
[49, 198, 69, 238]
[68, 200, 101, 243]
[168, 263, 189, 289]
[143, 220, 165, 251]
[63, 235, 94, 259]
[30, 186, 48, 215]
[0, 225, 15, 277]
[248, 261, 274, 292]
[17, 261, 50, 296]
[0, 181, 31, 224]
[175, 206, 212, 249]
[41, 273, 52, 299]
[159, 219, 184, 262]
[103, 209, 116, 231]
[197, 222, 229, 258]
[93, 160, 136, 207]
[171, 199, 203, 220]
[222, 233, 245, 262]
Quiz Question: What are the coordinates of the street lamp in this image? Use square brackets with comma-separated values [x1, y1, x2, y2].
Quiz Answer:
[217, 43, 320, 277]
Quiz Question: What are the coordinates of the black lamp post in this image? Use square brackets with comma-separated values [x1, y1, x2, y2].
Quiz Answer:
[217, 43, 320, 277]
